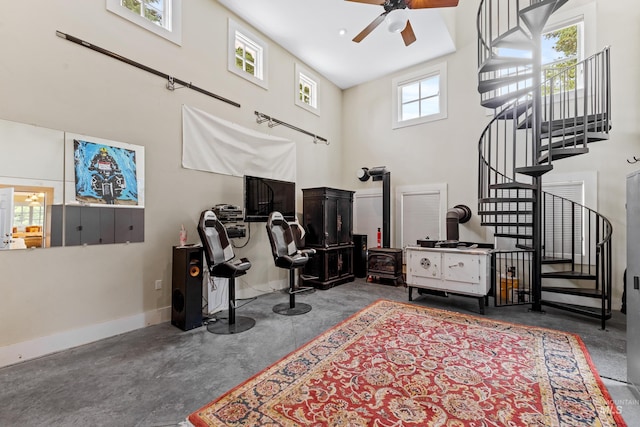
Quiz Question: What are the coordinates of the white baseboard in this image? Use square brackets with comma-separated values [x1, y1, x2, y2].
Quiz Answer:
[0, 306, 172, 368]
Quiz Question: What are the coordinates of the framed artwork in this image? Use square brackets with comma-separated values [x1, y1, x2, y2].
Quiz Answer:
[65, 134, 145, 207]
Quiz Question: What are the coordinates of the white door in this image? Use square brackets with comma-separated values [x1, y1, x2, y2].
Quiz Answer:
[0, 187, 15, 250]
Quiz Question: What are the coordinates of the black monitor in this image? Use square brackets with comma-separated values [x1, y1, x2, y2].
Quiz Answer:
[243, 175, 296, 222]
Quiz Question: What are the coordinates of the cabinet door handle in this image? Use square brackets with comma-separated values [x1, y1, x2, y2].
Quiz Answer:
[449, 262, 464, 268]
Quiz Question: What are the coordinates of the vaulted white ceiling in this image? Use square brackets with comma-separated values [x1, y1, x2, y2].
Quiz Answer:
[217, 0, 457, 89]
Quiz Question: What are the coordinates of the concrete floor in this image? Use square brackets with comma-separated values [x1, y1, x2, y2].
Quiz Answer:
[0, 279, 638, 426]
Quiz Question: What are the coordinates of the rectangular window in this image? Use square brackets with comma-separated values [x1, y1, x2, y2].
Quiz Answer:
[542, 20, 583, 93]
[235, 34, 259, 77]
[106, 0, 182, 45]
[122, 0, 166, 28]
[228, 19, 269, 90]
[493, 17, 583, 99]
[295, 64, 319, 115]
[392, 62, 447, 129]
[13, 193, 44, 227]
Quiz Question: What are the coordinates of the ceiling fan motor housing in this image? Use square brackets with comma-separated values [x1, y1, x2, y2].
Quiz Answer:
[383, 0, 408, 12]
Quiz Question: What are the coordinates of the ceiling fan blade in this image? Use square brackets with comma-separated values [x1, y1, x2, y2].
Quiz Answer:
[352, 12, 388, 43]
[401, 20, 417, 46]
[344, 0, 386, 5]
[406, 0, 459, 9]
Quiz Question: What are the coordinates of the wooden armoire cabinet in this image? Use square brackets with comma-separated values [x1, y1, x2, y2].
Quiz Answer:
[301, 187, 355, 289]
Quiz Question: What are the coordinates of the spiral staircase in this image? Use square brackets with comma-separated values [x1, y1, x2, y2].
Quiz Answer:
[476, 0, 613, 328]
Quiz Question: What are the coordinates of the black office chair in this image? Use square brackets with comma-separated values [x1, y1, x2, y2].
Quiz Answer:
[266, 211, 315, 315]
[198, 210, 254, 334]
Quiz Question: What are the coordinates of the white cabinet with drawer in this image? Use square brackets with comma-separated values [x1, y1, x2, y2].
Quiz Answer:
[405, 246, 492, 313]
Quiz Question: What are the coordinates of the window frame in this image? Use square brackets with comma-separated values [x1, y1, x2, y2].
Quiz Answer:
[106, 0, 182, 45]
[295, 63, 320, 115]
[392, 62, 448, 129]
[541, 17, 584, 94]
[227, 19, 269, 90]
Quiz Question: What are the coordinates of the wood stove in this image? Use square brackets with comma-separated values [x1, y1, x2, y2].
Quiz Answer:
[367, 247, 403, 285]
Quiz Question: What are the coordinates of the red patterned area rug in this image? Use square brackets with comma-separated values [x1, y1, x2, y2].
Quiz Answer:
[188, 299, 626, 426]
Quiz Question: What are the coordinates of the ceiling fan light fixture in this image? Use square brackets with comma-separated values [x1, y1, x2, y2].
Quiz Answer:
[386, 8, 409, 33]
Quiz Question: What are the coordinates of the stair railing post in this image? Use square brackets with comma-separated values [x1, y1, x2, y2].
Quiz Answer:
[530, 24, 544, 312]
[583, 57, 590, 147]
[570, 202, 576, 272]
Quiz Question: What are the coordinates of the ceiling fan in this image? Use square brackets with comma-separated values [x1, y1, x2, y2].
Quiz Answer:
[347, 0, 460, 46]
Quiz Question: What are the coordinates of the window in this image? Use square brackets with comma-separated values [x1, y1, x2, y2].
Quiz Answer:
[542, 19, 583, 93]
[13, 193, 44, 228]
[227, 19, 269, 90]
[392, 62, 447, 129]
[106, 0, 182, 45]
[495, 17, 584, 97]
[295, 64, 319, 115]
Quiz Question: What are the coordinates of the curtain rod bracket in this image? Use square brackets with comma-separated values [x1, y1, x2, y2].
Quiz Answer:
[166, 76, 191, 91]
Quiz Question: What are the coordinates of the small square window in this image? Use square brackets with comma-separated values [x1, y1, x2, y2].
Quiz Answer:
[392, 62, 447, 129]
[106, 0, 182, 45]
[295, 64, 319, 115]
[228, 19, 269, 90]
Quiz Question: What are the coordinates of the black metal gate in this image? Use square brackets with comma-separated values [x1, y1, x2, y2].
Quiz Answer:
[492, 250, 534, 307]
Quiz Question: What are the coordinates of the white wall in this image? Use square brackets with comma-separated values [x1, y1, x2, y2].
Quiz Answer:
[0, 0, 344, 363]
[341, 0, 640, 305]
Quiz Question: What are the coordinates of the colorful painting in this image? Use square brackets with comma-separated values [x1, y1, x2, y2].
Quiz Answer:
[73, 139, 139, 206]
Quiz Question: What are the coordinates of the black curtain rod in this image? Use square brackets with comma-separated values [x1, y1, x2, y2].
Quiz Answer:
[55, 30, 240, 108]
[254, 111, 329, 145]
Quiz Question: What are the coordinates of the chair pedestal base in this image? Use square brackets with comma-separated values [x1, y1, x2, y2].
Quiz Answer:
[273, 302, 312, 316]
[207, 316, 256, 334]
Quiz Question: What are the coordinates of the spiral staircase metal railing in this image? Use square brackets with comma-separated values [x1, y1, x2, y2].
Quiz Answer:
[476, 0, 613, 328]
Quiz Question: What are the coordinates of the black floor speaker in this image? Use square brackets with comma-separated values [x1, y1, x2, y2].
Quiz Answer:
[171, 246, 204, 331]
[353, 234, 368, 278]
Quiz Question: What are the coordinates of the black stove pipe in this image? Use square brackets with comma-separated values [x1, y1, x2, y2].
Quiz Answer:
[446, 204, 472, 241]
[368, 167, 390, 248]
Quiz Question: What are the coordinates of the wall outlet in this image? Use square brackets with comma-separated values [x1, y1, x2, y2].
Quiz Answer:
[155, 279, 162, 290]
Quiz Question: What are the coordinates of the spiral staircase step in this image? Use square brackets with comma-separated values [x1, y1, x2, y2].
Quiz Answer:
[540, 133, 608, 152]
[514, 164, 554, 177]
[481, 86, 533, 109]
[538, 147, 589, 164]
[519, 0, 562, 34]
[490, 26, 533, 50]
[478, 72, 534, 94]
[479, 56, 532, 73]
[495, 232, 533, 239]
[489, 182, 536, 190]
[519, 114, 611, 132]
